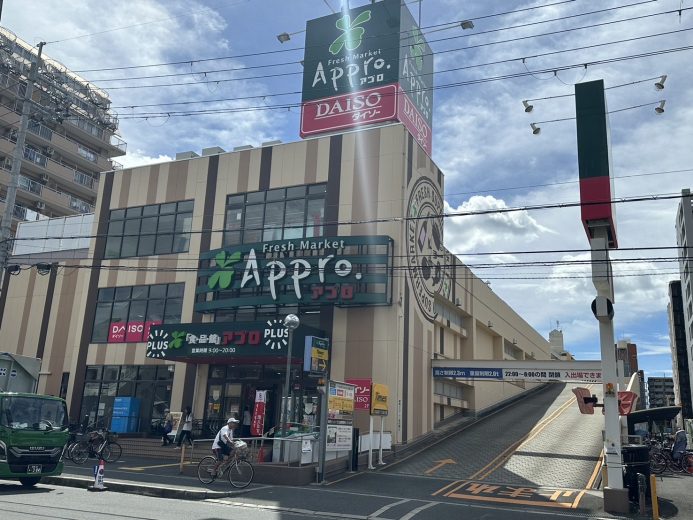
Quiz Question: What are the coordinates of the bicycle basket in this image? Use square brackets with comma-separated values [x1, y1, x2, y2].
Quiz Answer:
[232, 440, 249, 458]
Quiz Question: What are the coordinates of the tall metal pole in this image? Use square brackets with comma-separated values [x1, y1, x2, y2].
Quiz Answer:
[280, 314, 299, 461]
[590, 225, 623, 490]
[0, 42, 45, 281]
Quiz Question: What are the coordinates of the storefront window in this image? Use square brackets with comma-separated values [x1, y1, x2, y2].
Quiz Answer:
[91, 282, 184, 343]
[223, 183, 326, 246]
[80, 364, 174, 434]
[105, 199, 193, 258]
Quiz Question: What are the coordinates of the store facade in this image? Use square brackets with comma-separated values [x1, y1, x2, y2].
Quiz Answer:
[1, 124, 551, 443]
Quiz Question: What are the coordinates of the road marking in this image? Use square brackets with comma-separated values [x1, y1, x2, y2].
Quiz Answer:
[119, 462, 194, 471]
[430, 479, 462, 496]
[368, 498, 410, 518]
[398, 501, 436, 520]
[423, 459, 456, 475]
[585, 449, 604, 489]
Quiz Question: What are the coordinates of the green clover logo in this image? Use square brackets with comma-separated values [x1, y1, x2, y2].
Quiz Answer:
[329, 10, 372, 55]
[409, 28, 425, 70]
[170, 331, 186, 349]
[208, 250, 242, 290]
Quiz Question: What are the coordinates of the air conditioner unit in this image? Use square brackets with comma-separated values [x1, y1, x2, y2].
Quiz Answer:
[35, 201, 46, 210]
[44, 147, 54, 157]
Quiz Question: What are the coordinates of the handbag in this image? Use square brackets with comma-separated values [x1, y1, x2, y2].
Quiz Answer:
[164, 420, 172, 434]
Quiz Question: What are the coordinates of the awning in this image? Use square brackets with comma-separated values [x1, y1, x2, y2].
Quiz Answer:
[627, 406, 681, 434]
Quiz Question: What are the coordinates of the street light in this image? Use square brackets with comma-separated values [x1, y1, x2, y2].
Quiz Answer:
[280, 314, 300, 457]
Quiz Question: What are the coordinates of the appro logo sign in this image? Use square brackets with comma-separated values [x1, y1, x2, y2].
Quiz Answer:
[329, 10, 371, 55]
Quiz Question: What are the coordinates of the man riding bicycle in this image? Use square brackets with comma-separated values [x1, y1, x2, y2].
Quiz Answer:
[212, 417, 240, 472]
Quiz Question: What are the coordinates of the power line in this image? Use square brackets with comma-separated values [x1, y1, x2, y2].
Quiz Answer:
[4, 191, 689, 245]
[104, 26, 692, 111]
[72, 0, 583, 73]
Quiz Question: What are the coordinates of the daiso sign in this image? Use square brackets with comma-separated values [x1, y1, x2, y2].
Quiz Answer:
[346, 378, 372, 410]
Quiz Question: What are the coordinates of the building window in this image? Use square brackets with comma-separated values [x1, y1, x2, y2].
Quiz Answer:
[79, 364, 174, 432]
[104, 200, 193, 258]
[223, 184, 326, 246]
[92, 283, 184, 343]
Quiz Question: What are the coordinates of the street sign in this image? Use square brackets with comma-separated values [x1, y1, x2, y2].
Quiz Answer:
[303, 336, 330, 375]
[370, 383, 389, 416]
[432, 360, 603, 383]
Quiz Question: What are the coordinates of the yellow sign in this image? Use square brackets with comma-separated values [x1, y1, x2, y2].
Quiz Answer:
[370, 383, 389, 416]
[312, 347, 329, 360]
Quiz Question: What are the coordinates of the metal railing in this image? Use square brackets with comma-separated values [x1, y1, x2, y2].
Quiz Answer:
[189, 434, 319, 467]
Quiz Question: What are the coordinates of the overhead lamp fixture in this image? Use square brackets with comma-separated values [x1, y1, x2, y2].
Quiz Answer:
[276, 32, 291, 44]
[654, 75, 667, 90]
[36, 262, 52, 275]
[655, 100, 666, 114]
[7, 264, 21, 275]
[487, 321, 493, 329]
[522, 100, 534, 113]
[460, 20, 475, 30]
[512, 338, 517, 345]
[530, 123, 541, 135]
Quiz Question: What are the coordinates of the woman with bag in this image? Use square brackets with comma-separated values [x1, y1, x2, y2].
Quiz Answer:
[161, 409, 173, 446]
[176, 406, 193, 448]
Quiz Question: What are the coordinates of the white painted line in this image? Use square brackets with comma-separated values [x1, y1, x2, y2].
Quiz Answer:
[369, 499, 411, 518]
[398, 501, 436, 520]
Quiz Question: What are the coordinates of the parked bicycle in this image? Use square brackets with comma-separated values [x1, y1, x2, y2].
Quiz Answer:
[197, 440, 254, 488]
[648, 438, 693, 475]
[70, 429, 122, 464]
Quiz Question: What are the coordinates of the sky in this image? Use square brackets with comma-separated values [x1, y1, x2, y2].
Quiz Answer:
[3, 0, 691, 381]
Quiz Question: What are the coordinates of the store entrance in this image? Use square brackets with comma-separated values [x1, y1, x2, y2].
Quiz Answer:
[203, 363, 319, 438]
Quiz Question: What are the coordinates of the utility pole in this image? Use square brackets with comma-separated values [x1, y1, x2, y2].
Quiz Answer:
[0, 41, 45, 283]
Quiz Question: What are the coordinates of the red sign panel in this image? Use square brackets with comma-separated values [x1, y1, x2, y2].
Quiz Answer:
[300, 84, 397, 137]
[251, 390, 267, 436]
[346, 378, 372, 410]
[109, 320, 162, 343]
[397, 85, 432, 153]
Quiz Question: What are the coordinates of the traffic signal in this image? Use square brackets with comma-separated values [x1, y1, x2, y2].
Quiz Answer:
[572, 387, 597, 415]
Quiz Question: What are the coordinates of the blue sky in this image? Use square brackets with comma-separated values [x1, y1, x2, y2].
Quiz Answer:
[5, 0, 692, 380]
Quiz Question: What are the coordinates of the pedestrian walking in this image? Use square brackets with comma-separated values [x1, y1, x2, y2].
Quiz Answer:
[176, 406, 193, 448]
[161, 409, 173, 446]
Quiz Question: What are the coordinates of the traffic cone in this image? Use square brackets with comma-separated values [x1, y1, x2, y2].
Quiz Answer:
[88, 458, 108, 492]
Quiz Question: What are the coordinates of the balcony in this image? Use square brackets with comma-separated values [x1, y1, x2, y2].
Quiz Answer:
[0, 136, 99, 199]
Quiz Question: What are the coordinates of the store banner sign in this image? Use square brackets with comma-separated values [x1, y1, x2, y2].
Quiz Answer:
[300, 0, 434, 151]
[108, 320, 161, 343]
[346, 378, 372, 410]
[194, 235, 393, 312]
[251, 390, 267, 436]
[432, 367, 603, 382]
[145, 321, 323, 361]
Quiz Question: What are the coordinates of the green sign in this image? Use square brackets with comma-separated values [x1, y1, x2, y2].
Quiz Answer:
[398, 5, 433, 126]
[145, 321, 324, 361]
[302, 0, 401, 103]
[195, 235, 393, 313]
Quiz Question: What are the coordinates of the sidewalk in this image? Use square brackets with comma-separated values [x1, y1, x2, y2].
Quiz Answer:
[653, 473, 693, 519]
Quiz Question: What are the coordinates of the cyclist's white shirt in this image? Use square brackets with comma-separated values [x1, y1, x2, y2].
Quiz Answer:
[212, 425, 234, 450]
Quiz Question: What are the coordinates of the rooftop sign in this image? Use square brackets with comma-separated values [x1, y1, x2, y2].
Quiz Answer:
[300, 0, 433, 152]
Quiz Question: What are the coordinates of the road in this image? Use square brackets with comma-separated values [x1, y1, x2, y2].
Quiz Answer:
[0, 383, 610, 519]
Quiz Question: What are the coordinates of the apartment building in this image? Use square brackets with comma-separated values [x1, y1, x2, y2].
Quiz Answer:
[675, 189, 693, 405]
[668, 280, 693, 420]
[647, 377, 675, 408]
[0, 27, 125, 231]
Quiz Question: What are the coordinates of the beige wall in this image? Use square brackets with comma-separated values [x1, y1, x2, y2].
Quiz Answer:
[1, 124, 552, 443]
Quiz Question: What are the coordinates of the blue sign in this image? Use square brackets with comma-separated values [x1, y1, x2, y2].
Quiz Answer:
[432, 367, 503, 379]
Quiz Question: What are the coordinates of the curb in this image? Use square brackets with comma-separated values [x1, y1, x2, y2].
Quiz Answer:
[41, 475, 255, 500]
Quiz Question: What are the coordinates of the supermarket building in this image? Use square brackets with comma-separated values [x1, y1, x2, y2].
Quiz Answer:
[0, 123, 551, 444]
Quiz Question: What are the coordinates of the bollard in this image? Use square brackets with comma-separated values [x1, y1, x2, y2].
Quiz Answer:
[179, 443, 186, 474]
[650, 474, 659, 520]
[601, 464, 608, 488]
[351, 428, 359, 472]
[637, 473, 647, 515]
